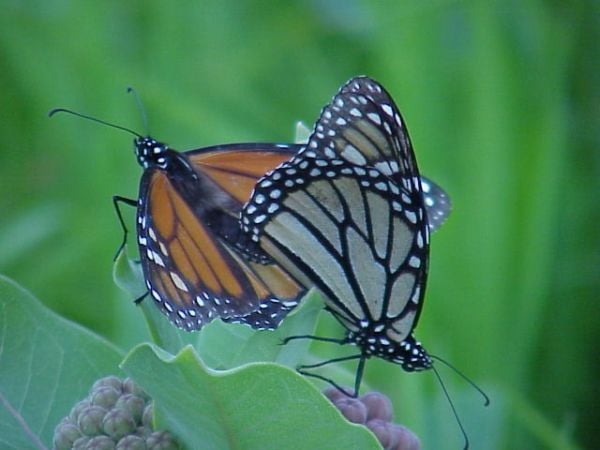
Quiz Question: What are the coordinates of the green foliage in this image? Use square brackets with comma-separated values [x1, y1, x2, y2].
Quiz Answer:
[112, 246, 323, 366]
[122, 344, 380, 450]
[0, 275, 377, 449]
[0, 276, 123, 449]
[0, 1, 597, 449]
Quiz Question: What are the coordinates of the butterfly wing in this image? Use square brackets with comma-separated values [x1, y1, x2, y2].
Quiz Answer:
[295, 77, 414, 182]
[186, 143, 303, 205]
[241, 76, 432, 342]
[294, 77, 450, 232]
[420, 176, 451, 232]
[136, 144, 306, 331]
[193, 145, 445, 328]
[242, 158, 428, 339]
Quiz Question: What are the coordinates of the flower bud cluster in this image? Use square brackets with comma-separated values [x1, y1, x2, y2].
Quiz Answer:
[53, 376, 179, 450]
[324, 388, 421, 450]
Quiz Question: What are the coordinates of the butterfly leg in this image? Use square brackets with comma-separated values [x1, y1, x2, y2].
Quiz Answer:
[113, 196, 138, 260]
[296, 354, 365, 398]
[283, 334, 366, 396]
[282, 334, 347, 346]
[134, 290, 149, 305]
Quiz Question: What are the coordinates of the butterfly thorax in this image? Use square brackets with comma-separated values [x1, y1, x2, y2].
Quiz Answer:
[346, 326, 432, 372]
[135, 137, 204, 191]
[134, 136, 271, 265]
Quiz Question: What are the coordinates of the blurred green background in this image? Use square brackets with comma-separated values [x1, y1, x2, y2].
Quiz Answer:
[0, 1, 597, 449]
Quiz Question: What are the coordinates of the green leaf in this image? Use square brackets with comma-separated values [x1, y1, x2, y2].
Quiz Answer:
[113, 248, 196, 353]
[197, 290, 323, 369]
[112, 245, 145, 299]
[114, 248, 323, 367]
[0, 275, 124, 449]
[121, 344, 380, 450]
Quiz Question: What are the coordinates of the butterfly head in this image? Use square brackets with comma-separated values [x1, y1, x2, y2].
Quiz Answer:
[349, 326, 432, 372]
[135, 136, 169, 170]
[392, 336, 432, 372]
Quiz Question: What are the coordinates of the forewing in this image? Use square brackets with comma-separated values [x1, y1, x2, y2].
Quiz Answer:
[297, 77, 417, 187]
[242, 158, 428, 339]
[240, 77, 437, 335]
[137, 165, 305, 331]
[186, 143, 300, 204]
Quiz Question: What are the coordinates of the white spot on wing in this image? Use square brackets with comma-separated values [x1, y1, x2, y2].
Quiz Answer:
[405, 210, 417, 224]
[170, 271, 188, 292]
[367, 113, 382, 125]
[409, 256, 421, 268]
[153, 251, 165, 267]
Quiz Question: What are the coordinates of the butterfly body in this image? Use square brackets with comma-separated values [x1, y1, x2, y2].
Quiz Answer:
[345, 330, 431, 372]
[135, 138, 242, 249]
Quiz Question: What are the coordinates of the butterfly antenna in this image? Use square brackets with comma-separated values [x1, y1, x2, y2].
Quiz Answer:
[126, 87, 149, 135]
[48, 108, 142, 138]
[432, 365, 470, 450]
[430, 354, 490, 406]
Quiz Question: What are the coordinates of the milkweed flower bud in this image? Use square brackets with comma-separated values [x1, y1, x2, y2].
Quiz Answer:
[332, 397, 368, 424]
[146, 430, 179, 450]
[52, 376, 179, 450]
[324, 387, 421, 450]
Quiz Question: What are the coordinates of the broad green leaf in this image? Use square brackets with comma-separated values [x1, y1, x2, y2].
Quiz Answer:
[114, 248, 323, 368]
[0, 275, 124, 449]
[112, 245, 145, 299]
[113, 247, 196, 353]
[197, 290, 323, 369]
[121, 344, 381, 450]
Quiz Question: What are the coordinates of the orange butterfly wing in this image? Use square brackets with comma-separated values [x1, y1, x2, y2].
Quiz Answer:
[136, 144, 306, 331]
[188, 145, 295, 203]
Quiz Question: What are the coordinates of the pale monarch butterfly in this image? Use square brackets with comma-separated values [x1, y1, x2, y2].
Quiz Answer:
[241, 76, 444, 377]
[239, 77, 485, 446]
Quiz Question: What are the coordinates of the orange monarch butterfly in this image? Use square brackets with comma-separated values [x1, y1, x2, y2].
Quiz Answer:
[50, 108, 307, 331]
[239, 77, 485, 447]
[124, 139, 313, 331]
